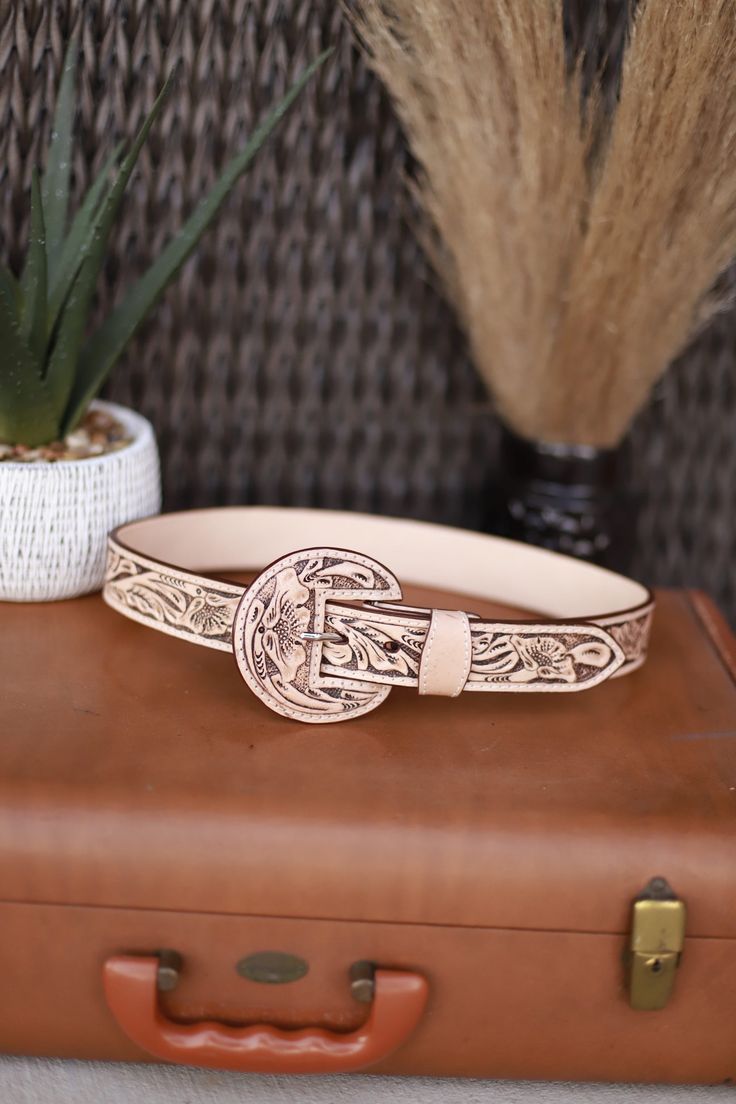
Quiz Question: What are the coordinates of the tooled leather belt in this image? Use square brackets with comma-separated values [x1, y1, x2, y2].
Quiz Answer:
[103, 507, 654, 724]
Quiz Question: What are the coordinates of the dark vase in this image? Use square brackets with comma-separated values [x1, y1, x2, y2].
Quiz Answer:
[487, 424, 640, 573]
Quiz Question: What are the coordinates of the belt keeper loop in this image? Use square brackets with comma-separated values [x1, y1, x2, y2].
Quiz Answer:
[418, 610, 472, 697]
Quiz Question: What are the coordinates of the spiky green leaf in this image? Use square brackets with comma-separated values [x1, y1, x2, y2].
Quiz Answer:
[44, 69, 176, 436]
[62, 49, 331, 433]
[49, 71, 173, 337]
[42, 38, 78, 283]
[0, 260, 19, 319]
[47, 142, 123, 339]
[0, 70, 173, 446]
[19, 171, 48, 366]
[0, 285, 58, 446]
[44, 258, 98, 415]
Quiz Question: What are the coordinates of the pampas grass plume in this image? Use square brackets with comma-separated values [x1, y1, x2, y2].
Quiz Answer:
[354, 0, 736, 446]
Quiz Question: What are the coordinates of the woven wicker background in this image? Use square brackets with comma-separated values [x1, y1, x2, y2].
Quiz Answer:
[1, 1, 734, 618]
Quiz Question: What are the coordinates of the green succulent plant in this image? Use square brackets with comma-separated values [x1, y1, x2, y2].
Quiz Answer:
[0, 42, 329, 448]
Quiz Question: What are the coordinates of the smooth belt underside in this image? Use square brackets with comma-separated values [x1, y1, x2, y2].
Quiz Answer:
[103, 507, 654, 724]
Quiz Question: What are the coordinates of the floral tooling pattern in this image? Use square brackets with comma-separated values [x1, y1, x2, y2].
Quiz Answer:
[104, 549, 239, 647]
[608, 610, 653, 665]
[106, 542, 647, 722]
[319, 610, 619, 689]
[234, 550, 399, 722]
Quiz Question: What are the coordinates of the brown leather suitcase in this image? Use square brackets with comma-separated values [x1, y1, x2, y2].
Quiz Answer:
[1, 585, 735, 1083]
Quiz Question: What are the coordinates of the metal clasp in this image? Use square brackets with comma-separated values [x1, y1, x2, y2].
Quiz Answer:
[628, 877, 686, 1011]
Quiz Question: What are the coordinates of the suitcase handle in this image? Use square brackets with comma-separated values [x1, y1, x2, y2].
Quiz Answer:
[103, 955, 428, 1074]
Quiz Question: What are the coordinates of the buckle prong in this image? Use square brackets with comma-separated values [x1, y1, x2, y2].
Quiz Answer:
[301, 631, 345, 642]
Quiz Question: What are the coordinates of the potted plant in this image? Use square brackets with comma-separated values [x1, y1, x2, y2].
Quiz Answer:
[0, 42, 327, 602]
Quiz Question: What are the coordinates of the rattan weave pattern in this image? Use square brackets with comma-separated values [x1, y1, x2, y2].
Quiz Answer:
[1, 1, 734, 619]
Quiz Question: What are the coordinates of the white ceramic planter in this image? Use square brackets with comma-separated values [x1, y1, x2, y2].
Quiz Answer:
[0, 401, 161, 602]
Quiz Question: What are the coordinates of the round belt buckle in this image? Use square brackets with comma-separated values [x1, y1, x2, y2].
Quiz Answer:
[233, 547, 402, 724]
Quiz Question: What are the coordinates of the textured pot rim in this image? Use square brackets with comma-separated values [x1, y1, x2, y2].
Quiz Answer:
[0, 400, 155, 473]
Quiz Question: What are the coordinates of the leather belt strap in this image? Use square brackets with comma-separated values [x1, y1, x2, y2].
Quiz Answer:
[104, 507, 654, 725]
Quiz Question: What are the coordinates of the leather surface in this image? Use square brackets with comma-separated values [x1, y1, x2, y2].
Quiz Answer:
[418, 610, 472, 696]
[110, 508, 650, 615]
[0, 902, 735, 1081]
[103, 509, 653, 722]
[0, 588, 734, 937]
[1, 589, 736, 1081]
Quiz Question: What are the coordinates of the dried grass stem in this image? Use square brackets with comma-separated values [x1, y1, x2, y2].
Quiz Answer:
[354, 0, 736, 446]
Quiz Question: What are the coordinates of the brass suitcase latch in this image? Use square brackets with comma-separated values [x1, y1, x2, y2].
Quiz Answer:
[628, 876, 686, 1011]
